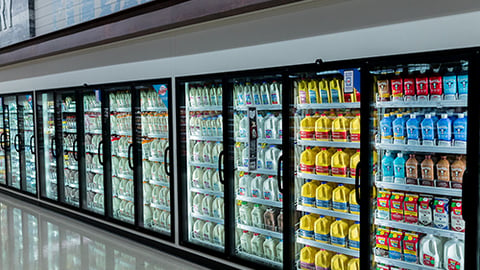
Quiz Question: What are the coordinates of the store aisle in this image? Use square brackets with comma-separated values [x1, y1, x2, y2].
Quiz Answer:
[0, 195, 208, 270]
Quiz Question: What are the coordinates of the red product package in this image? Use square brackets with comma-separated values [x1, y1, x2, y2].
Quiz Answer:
[376, 227, 390, 257]
[390, 192, 405, 222]
[429, 76, 443, 95]
[404, 193, 419, 224]
[451, 199, 465, 232]
[416, 76, 429, 97]
[377, 190, 391, 220]
[404, 78, 416, 97]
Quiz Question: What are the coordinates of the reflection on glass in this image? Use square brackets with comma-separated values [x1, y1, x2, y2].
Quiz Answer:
[0, 99, 5, 185]
[110, 89, 134, 224]
[22, 94, 36, 194]
[12, 208, 23, 267]
[84, 92, 104, 214]
[26, 214, 39, 266]
[62, 95, 79, 207]
[140, 86, 170, 234]
[41, 93, 58, 200]
[45, 222, 60, 269]
[6, 96, 20, 189]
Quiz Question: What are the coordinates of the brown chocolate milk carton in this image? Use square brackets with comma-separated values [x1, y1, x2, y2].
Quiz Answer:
[405, 154, 418, 185]
[436, 156, 450, 188]
[420, 155, 434, 186]
[451, 155, 466, 189]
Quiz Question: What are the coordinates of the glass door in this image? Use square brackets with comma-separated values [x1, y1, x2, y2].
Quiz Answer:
[61, 91, 80, 207]
[292, 68, 363, 269]
[83, 90, 104, 215]
[4, 96, 21, 190]
[37, 92, 58, 201]
[138, 83, 172, 235]
[19, 94, 36, 194]
[369, 59, 468, 269]
[0, 98, 6, 185]
[230, 76, 284, 268]
[108, 87, 135, 224]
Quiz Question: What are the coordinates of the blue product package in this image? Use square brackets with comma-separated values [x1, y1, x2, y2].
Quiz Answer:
[392, 114, 406, 141]
[382, 152, 395, 182]
[443, 74, 457, 99]
[458, 74, 468, 100]
[406, 115, 420, 142]
[453, 113, 467, 143]
[421, 114, 435, 143]
[393, 153, 406, 179]
[437, 114, 452, 143]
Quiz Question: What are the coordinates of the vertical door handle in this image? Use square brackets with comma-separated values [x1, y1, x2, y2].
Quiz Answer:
[218, 150, 224, 184]
[51, 137, 57, 158]
[164, 146, 171, 177]
[355, 162, 361, 203]
[14, 134, 20, 152]
[72, 139, 78, 161]
[277, 155, 284, 193]
[98, 141, 104, 166]
[127, 144, 134, 170]
[0, 133, 4, 150]
[30, 135, 35, 154]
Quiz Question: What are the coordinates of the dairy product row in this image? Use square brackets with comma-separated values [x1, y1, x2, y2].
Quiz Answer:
[376, 228, 464, 270]
[144, 185, 170, 206]
[88, 193, 104, 209]
[141, 113, 169, 135]
[238, 202, 283, 232]
[112, 178, 134, 198]
[380, 152, 466, 187]
[301, 181, 359, 215]
[86, 172, 103, 190]
[140, 89, 167, 109]
[376, 69, 468, 102]
[238, 174, 282, 202]
[84, 94, 102, 111]
[377, 191, 465, 232]
[299, 245, 359, 270]
[85, 134, 102, 153]
[188, 84, 223, 107]
[85, 113, 101, 131]
[380, 112, 467, 147]
[235, 112, 283, 140]
[235, 144, 282, 171]
[63, 116, 76, 129]
[239, 231, 283, 262]
[189, 113, 223, 137]
[299, 113, 360, 142]
[233, 81, 281, 107]
[192, 219, 225, 246]
[110, 92, 131, 110]
[111, 156, 133, 177]
[299, 148, 361, 178]
[191, 167, 223, 191]
[113, 198, 134, 219]
[296, 76, 360, 104]
[110, 113, 132, 134]
[192, 193, 224, 219]
[148, 209, 171, 231]
[142, 139, 169, 160]
[299, 213, 360, 250]
[143, 161, 169, 182]
[190, 141, 223, 164]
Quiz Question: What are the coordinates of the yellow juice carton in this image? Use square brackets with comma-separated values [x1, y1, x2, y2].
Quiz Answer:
[299, 213, 317, 240]
[332, 184, 351, 212]
[331, 149, 350, 177]
[308, 79, 320, 104]
[300, 147, 316, 174]
[316, 181, 333, 209]
[347, 258, 360, 270]
[315, 114, 332, 141]
[329, 78, 344, 103]
[319, 78, 331, 103]
[349, 150, 360, 179]
[349, 189, 360, 215]
[300, 245, 318, 270]
[348, 221, 360, 250]
[314, 215, 332, 243]
[300, 114, 316, 140]
[301, 179, 318, 207]
[331, 253, 350, 270]
[315, 249, 333, 269]
[332, 114, 349, 142]
[315, 148, 331, 176]
[330, 218, 349, 248]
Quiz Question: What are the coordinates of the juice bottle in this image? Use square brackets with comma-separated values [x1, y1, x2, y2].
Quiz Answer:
[393, 152, 406, 183]
[299, 213, 317, 240]
[347, 258, 360, 270]
[314, 215, 332, 243]
[330, 219, 349, 247]
[315, 114, 332, 141]
[391, 75, 403, 101]
[331, 254, 350, 270]
[300, 246, 318, 270]
[349, 114, 360, 142]
[308, 79, 319, 104]
[300, 114, 316, 140]
[406, 154, 418, 180]
[348, 222, 360, 250]
[451, 156, 466, 184]
[301, 180, 318, 207]
[416, 73, 429, 101]
[453, 113, 467, 146]
[331, 149, 350, 177]
[316, 182, 333, 209]
[381, 152, 395, 182]
[298, 79, 309, 104]
[393, 114, 406, 142]
[332, 114, 348, 142]
[330, 77, 344, 103]
[319, 78, 331, 103]
[349, 150, 360, 179]
[349, 188, 360, 215]
[315, 249, 333, 270]
[457, 66, 468, 100]
[377, 79, 390, 101]
[332, 184, 351, 213]
[315, 148, 331, 176]
[300, 147, 316, 174]
[380, 113, 393, 142]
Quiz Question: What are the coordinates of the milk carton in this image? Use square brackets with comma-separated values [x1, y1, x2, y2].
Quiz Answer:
[451, 199, 465, 232]
[403, 232, 419, 263]
[433, 197, 450, 230]
[419, 195, 433, 226]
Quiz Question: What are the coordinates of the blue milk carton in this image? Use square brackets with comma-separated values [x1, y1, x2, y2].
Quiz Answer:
[421, 114, 435, 146]
[457, 67, 468, 100]
[393, 153, 406, 184]
[406, 114, 420, 145]
[437, 114, 452, 146]
[382, 152, 395, 183]
[453, 113, 467, 147]
[393, 114, 406, 144]
[443, 68, 457, 100]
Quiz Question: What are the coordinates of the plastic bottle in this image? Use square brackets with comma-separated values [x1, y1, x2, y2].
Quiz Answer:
[315, 148, 332, 176]
[251, 174, 264, 199]
[332, 184, 351, 213]
[257, 145, 266, 170]
[264, 113, 278, 139]
[298, 79, 308, 104]
[348, 189, 360, 215]
[437, 113, 452, 146]
[213, 224, 225, 246]
[212, 170, 223, 192]
[429, 70, 443, 101]
[308, 79, 319, 104]
[314, 215, 332, 243]
[192, 193, 204, 214]
[382, 152, 395, 182]
[419, 234, 443, 268]
[277, 115, 283, 139]
[251, 204, 265, 228]
[331, 149, 350, 177]
[330, 253, 350, 270]
[380, 113, 393, 142]
[444, 239, 464, 270]
[251, 233, 265, 257]
[193, 142, 204, 162]
[300, 147, 316, 174]
[238, 173, 251, 196]
[203, 142, 213, 163]
[277, 210, 283, 232]
[202, 221, 214, 242]
[421, 114, 435, 145]
[319, 78, 331, 103]
[201, 195, 213, 217]
[240, 231, 253, 253]
[265, 146, 281, 171]
[421, 155, 435, 181]
[457, 66, 468, 100]
[316, 181, 333, 210]
[443, 68, 457, 100]
[406, 114, 420, 145]
[349, 150, 360, 179]
[270, 81, 282, 105]
[264, 208, 277, 231]
[243, 83, 253, 106]
[300, 114, 316, 140]
[239, 202, 253, 225]
[263, 175, 279, 201]
[332, 114, 348, 142]
[260, 82, 271, 105]
[349, 114, 360, 142]
[239, 114, 249, 138]
[301, 180, 318, 207]
[393, 114, 406, 143]
[348, 221, 360, 250]
[329, 78, 344, 103]
[299, 246, 318, 270]
[315, 249, 334, 270]
[276, 240, 283, 262]
[209, 86, 217, 106]
[393, 152, 406, 183]
[202, 85, 210, 106]
[212, 197, 224, 219]
[347, 258, 360, 270]
[315, 114, 332, 141]
[453, 113, 467, 146]
[299, 213, 317, 240]
[252, 83, 261, 105]
[263, 236, 277, 261]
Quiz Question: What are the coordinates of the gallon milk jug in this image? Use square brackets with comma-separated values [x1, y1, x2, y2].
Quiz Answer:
[314, 215, 332, 243]
[348, 221, 360, 250]
[263, 175, 279, 201]
[331, 149, 350, 177]
[213, 224, 225, 246]
[300, 147, 316, 174]
[192, 167, 204, 188]
[240, 231, 252, 253]
[300, 246, 318, 270]
[315, 148, 332, 175]
[300, 114, 316, 140]
[332, 184, 351, 213]
[260, 82, 271, 105]
[419, 234, 443, 268]
[193, 219, 205, 239]
[315, 249, 333, 270]
[203, 142, 213, 163]
[316, 114, 332, 141]
[316, 182, 333, 209]
[263, 236, 277, 261]
[239, 114, 249, 138]
[347, 258, 360, 270]
[252, 83, 261, 105]
[264, 113, 278, 139]
[202, 195, 213, 216]
[444, 239, 464, 270]
[330, 218, 349, 248]
[330, 253, 350, 270]
[257, 145, 266, 169]
[251, 174, 265, 198]
[239, 202, 253, 225]
[192, 193, 204, 214]
[212, 170, 223, 192]
[265, 146, 281, 170]
[212, 197, 224, 219]
[202, 221, 214, 242]
[270, 81, 282, 105]
[264, 208, 278, 231]
[202, 168, 213, 190]
[332, 114, 348, 142]
[238, 173, 252, 196]
[251, 204, 265, 228]
[276, 240, 283, 262]
[301, 180, 317, 207]
[299, 213, 317, 240]
[251, 233, 265, 257]
[193, 141, 204, 162]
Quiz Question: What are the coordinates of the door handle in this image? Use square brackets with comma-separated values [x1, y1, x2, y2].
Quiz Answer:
[277, 155, 284, 193]
[218, 150, 224, 184]
[98, 141, 104, 166]
[164, 146, 171, 177]
[72, 138, 78, 161]
[0, 133, 4, 150]
[14, 134, 20, 152]
[355, 162, 361, 204]
[51, 137, 57, 158]
[127, 144, 134, 170]
[30, 135, 35, 154]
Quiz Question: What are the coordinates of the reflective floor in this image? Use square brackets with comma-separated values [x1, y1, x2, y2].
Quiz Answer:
[0, 195, 208, 270]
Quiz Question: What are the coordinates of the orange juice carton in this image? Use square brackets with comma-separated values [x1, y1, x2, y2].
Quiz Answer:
[388, 229, 404, 260]
[390, 192, 405, 222]
[375, 227, 390, 257]
[403, 232, 420, 263]
[404, 193, 419, 224]
[451, 199, 465, 232]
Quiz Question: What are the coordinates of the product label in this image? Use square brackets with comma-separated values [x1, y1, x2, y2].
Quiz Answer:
[349, 239, 360, 250]
[315, 130, 330, 141]
[421, 166, 434, 180]
[331, 89, 341, 103]
[302, 196, 315, 207]
[377, 191, 391, 220]
[239, 187, 247, 196]
[452, 167, 465, 183]
[264, 191, 273, 200]
[252, 189, 261, 198]
[433, 197, 450, 230]
[376, 227, 390, 251]
[438, 123, 451, 142]
[299, 92, 307, 104]
[265, 129, 273, 138]
[331, 166, 347, 176]
[453, 122, 467, 142]
[448, 258, 461, 270]
[407, 123, 419, 140]
[351, 132, 360, 142]
[451, 199, 465, 232]
[279, 192, 283, 202]
[316, 199, 331, 209]
[403, 232, 419, 263]
[390, 192, 405, 222]
[320, 91, 329, 103]
[416, 77, 429, 96]
[300, 130, 315, 140]
[332, 201, 348, 212]
[271, 93, 279, 105]
[300, 262, 315, 270]
[266, 161, 273, 170]
[309, 90, 318, 104]
[393, 122, 405, 140]
[253, 94, 261, 105]
[429, 76, 443, 95]
[391, 78, 403, 97]
[331, 236, 347, 247]
[315, 233, 330, 243]
[299, 229, 314, 239]
[404, 78, 415, 96]
[300, 163, 315, 174]
[245, 93, 252, 105]
[350, 203, 360, 214]
[332, 131, 347, 141]
[261, 94, 269, 105]
[404, 194, 419, 223]
[388, 230, 403, 260]
[315, 165, 329, 175]
[419, 195, 433, 226]
[423, 254, 436, 266]
[316, 266, 329, 270]
[437, 165, 450, 182]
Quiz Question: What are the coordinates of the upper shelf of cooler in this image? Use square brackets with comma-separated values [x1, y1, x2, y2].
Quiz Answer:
[375, 99, 467, 108]
[296, 102, 360, 110]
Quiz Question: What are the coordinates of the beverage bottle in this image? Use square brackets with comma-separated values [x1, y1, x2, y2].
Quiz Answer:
[252, 83, 261, 105]
[299, 246, 318, 270]
[242, 145, 249, 168]
[265, 146, 281, 171]
[331, 149, 350, 177]
[404, 73, 416, 101]
[193, 219, 205, 239]
[421, 155, 435, 181]
[380, 113, 393, 142]
[263, 236, 277, 261]
[453, 113, 467, 146]
[329, 77, 344, 103]
[382, 151, 395, 182]
[348, 188, 360, 215]
[238, 173, 252, 196]
[298, 79, 308, 104]
[202, 195, 213, 216]
[244, 83, 253, 106]
[332, 114, 348, 142]
[203, 142, 213, 163]
[212, 197, 224, 219]
[332, 184, 351, 213]
[377, 78, 391, 101]
[393, 114, 406, 143]
[315, 114, 332, 141]
[251, 204, 265, 228]
[316, 182, 333, 209]
[429, 69, 443, 101]
[213, 224, 225, 245]
[264, 208, 277, 231]
[406, 114, 421, 145]
[443, 67, 457, 100]
[347, 258, 360, 270]
[349, 114, 360, 142]
[257, 146, 266, 170]
[202, 85, 210, 106]
[349, 150, 360, 179]
[202, 221, 214, 242]
[451, 156, 466, 184]
[315, 249, 333, 270]
[239, 202, 253, 225]
[330, 218, 349, 247]
[300, 114, 316, 140]
[405, 154, 418, 180]
[300, 147, 316, 174]
[277, 210, 283, 232]
[192, 142, 204, 162]
[264, 113, 278, 139]
[419, 234, 443, 268]
[301, 179, 317, 207]
[348, 221, 360, 250]
[277, 115, 283, 139]
[239, 113, 249, 138]
[250, 233, 265, 257]
[421, 114, 435, 145]
[270, 81, 282, 105]
[437, 113, 452, 146]
[308, 79, 319, 104]
[192, 193, 204, 214]
[457, 66, 468, 100]
[251, 174, 264, 198]
[240, 231, 253, 253]
[443, 239, 464, 270]
[319, 78, 331, 103]
[263, 175, 279, 201]
[314, 215, 332, 243]
[315, 148, 332, 176]
[189, 86, 197, 107]
[391, 74, 403, 101]
[212, 170, 223, 192]
[416, 71, 429, 101]
[393, 152, 406, 183]
[209, 85, 217, 106]
[260, 82, 271, 105]
[217, 84, 223, 105]
[436, 156, 450, 182]
[276, 240, 283, 262]
[299, 212, 317, 239]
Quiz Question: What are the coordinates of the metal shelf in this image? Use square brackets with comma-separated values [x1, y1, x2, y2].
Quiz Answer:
[237, 223, 283, 239]
[114, 131, 132, 136]
[86, 130, 102, 135]
[376, 143, 466, 154]
[66, 165, 78, 170]
[375, 99, 467, 108]
[375, 181, 462, 197]
[190, 161, 219, 169]
[87, 188, 104, 194]
[375, 219, 464, 240]
[191, 213, 224, 225]
[296, 237, 359, 257]
[63, 109, 76, 113]
[375, 256, 443, 270]
[116, 174, 133, 180]
[85, 108, 101, 113]
[297, 172, 355, 184]
[142, 106, 168, 112]
[236, 167, 278, 176]
[148, 157, 165, 162]
[296, 102, 360, 110]
[235, 104, 283, 111]
[297, 139, 360, 149]
[188, 106, 223, 112]
[258, 138, 283, 145]
[297, 205, 359, 221]
[146, 133, 168, 139]
[148, 180, 170, 187]
[236, 195, 281, 208]
[191, 187, 224, 197]
[189, 135, 223, 142]
[63, 129, 77, 133]
[87, 168, 103, 175]
[149, 203, 170, 211]
[236, 251, 282, 268]
[111, 108, 131, 113]
[116, 194, 134, 202]
[66, 183, 79, 189]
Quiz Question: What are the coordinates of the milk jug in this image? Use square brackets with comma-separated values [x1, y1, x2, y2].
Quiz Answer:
[349, 114, 361, 142]
[349, 150, 360, 179]
[300, 114, 316, 140]
[332, 184, 350, 212]
[239, 202, 253, 225]
[331, 149, 350, 177]
[202, 222, 214, 242]
[301, 180, 317, 207]
[213, 224, 225, 245]
[276, 240, 283, 262]
[251, 233, 265, 257]
[203, 142, 213, 163]
[300, 246, 318, 270]
[260, 82, 271, 105]
[251, 174, 264, 198]
[316, 182, 333, 209]
[193, 142, 204, 162]
[263, 175, 279, 201]
[315, 114, 332, 141]
[393, 152, 406, 183]
[212, 197, 224, 219]
[202, 168, 213, 190]
[349, 189, 360, 215]
[240, 231, 253, 253]
[193, 219, 205, 239]
[265, 146, 281, 170]
[251, 204, 265, 228]
[257, 145, 266, 169]
[212, 170, 223, 192]
[264, 113, 278, 139]
[192, 193, 204, 214]
[332, 114, 349, 142]
[252, 83, 261, 105]
[300, 147, 316, 174]
[238, 173, 251, 196]
[315, 249, 333, 270]
[239, 114, 249, 138]
[299, 213, 317, 240]
[314, 215, 332, 243]
[270, 81, 282, 105]
[192, 167, 204, 188]
[444, 239, 464, 270]
[315, 148, 331, 175]
[330, 254, 350, 270]
[263, 236, 277, 261]
[419, 234, 443, 268]
[202, 195, 213, 216]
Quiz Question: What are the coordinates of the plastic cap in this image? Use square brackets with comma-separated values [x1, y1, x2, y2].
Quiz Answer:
[458, 113, 465, 118]
[410, 114, 416, 118]
[441, 114, 448, 118]
[383, 114, 390, 117]
[425, 114, 431, 118]
[338, 114, 344, 116]
[397, 114, 403, 117]
[306, 114, 311, 116]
